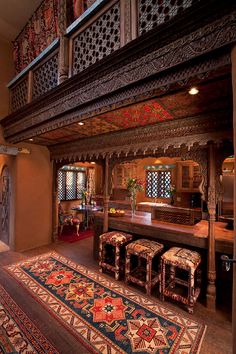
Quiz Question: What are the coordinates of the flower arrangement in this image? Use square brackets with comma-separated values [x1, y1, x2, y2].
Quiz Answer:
[126, 178, 145, 216]
[168, 184, 176, 197]
[126, 178, 145, 193]
[81, 189, 88, 204]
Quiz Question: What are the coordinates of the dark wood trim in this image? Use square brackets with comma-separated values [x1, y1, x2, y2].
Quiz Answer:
[93, 212, 233, 260]
[2, 6, 235, 141]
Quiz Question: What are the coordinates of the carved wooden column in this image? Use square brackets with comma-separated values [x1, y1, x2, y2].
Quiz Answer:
[103, 155, 110, 233]
[52, 161, 59, 242]
[58, 0, 69, 84]
[120, 0, 132, 47]
[206, 142, 216, 310]
[231, 44, 236, 353]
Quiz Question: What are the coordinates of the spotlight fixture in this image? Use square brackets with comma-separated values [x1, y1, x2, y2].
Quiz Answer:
[188, 87, 199, 95]
[78, 121, 85, 126]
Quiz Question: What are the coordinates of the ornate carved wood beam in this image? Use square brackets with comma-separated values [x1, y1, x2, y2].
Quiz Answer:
[1, 7, 235, 143]
[48, 112, 232, 162]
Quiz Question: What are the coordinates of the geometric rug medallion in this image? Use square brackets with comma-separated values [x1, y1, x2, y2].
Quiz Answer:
[5, 252, 206, 353]
[0, 283, 58, 353]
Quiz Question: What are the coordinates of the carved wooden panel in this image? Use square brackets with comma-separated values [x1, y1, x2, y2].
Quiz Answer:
[10, 78, 28, 112]
[138, 0, 199, 35]
[72, 2, 120, 75]
[1, 167, 10, 244]
[32, 52, 59, 100]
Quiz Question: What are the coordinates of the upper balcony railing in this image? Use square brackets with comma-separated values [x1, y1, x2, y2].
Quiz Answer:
[8, 0, 200, 113]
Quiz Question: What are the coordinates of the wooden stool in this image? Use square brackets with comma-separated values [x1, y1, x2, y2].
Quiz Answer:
[160, 247, 201, 314]
[125, 239, 164, 295]
[99, 231, 133, 280]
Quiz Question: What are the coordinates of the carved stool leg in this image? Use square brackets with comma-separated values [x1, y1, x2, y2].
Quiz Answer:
[125, 251, 131, 284]
[187, 268, 195, 314]
[99, 241, 104, 274]
[146, 257, 152, 296]
[160, 259, 165, 302]
[115, 245, 120, 280]
[197, 267, 202, 288]
[170, 265, 176, 288]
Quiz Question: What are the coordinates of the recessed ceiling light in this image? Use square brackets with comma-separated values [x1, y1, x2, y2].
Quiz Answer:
[29, 138, 34, 141]
[188, 87, 199, 95]
[78, 122, 85, 126]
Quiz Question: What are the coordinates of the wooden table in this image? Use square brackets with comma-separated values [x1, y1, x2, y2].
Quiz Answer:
[93, 211, 233, 259]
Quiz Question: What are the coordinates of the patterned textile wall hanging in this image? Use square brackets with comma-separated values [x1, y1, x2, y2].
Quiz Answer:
[13, 0, 59, 73]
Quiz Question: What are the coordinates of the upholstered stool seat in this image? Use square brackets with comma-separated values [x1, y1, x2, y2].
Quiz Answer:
[160, 247, 201, 313]
[99, 231, 133, 280]
[125, 239, 164, 295]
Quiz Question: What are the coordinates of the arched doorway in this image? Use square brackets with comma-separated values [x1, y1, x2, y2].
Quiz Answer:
[0, 166, 10, 245]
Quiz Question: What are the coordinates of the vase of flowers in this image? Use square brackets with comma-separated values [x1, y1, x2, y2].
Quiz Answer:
[126, 177, 145, 217]
[81, 189, 88, 205]
[168, 184, 176, 205]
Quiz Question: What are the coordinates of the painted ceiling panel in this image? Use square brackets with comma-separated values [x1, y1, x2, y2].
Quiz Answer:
[26, 75, 232, 146]
[100, 99, 173, 128]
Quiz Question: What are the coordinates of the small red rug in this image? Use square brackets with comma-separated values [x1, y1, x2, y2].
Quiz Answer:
[59, 227, 94, 243]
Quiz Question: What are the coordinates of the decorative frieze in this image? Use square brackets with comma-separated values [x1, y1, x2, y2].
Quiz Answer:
[2, 10, 235, 141]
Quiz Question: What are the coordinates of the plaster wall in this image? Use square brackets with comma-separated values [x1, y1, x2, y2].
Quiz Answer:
[14, 143, 52, 251]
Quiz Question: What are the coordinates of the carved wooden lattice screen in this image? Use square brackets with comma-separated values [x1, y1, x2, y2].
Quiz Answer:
[72, 2, 120, 74]
[58, 169, 86, 200]
[32, 52, 59, 100]
[10, 78, 28, 112]
[146, 170, 171, 198]
[138, 0, 199, 35]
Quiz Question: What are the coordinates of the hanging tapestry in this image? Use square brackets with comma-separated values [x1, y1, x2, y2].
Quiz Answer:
[13, 0, 59, 74]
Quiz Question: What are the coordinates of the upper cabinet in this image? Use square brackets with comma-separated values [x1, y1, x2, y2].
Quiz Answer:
[177, 161, 201, 192]
[113, 163, 137, 189]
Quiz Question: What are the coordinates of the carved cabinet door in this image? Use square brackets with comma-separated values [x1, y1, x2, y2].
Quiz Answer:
[1, 167, 10, 245]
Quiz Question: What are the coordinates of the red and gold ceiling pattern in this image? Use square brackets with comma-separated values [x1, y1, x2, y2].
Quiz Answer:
[32, 76, 232, 146]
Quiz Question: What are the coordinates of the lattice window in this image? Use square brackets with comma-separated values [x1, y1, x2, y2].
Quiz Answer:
[146, 170, 171, 198]
[10, 78, 28, 112]
[58, 168, 86, 201]
[72, 3, 120, 75]
[138, 0, 199, 35]
[32, 53, 58, 100]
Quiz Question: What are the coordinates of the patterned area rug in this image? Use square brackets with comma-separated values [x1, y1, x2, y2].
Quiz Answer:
[5, 252, 206, 354]
[0, 283, 58, 353]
